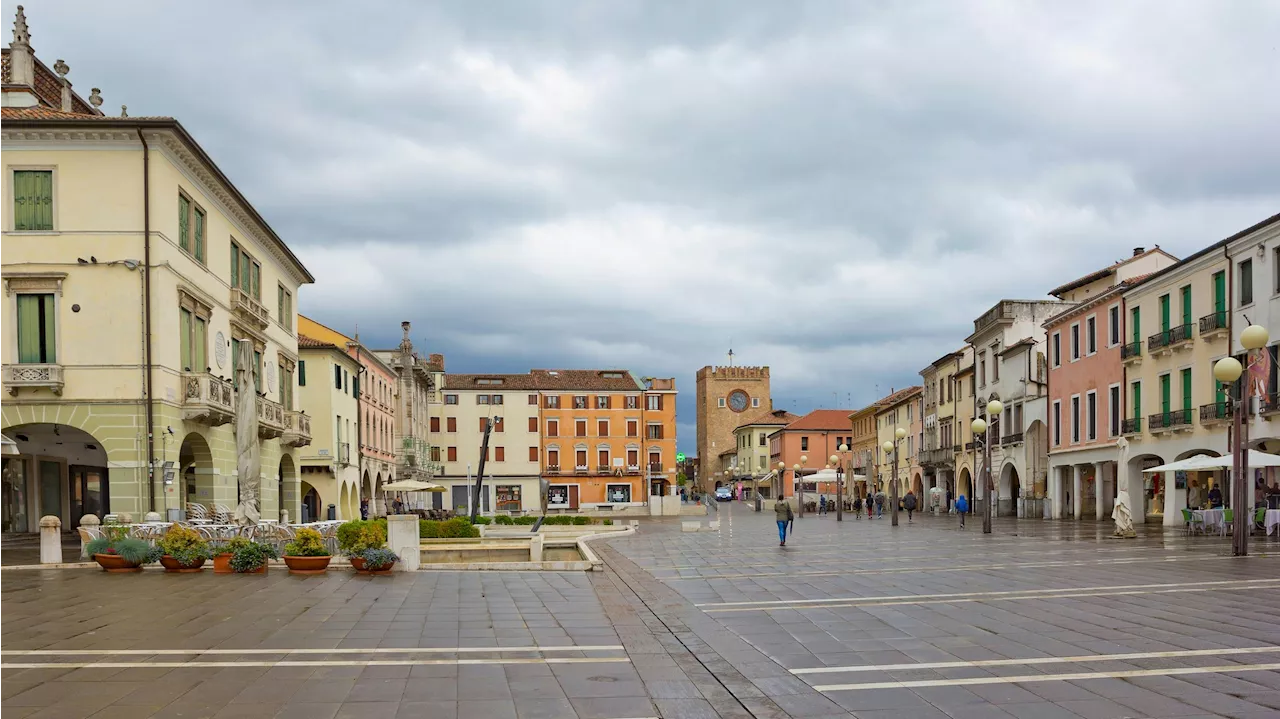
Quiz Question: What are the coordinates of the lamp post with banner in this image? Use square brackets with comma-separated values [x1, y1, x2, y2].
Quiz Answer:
[1213, 323, 1269, 556]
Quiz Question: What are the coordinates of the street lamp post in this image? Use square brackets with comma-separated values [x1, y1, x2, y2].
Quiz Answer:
[1213, 323, 1269, 557]
[882, 427, 907, 526]
[835, 443, 850, 521]
[776, 461, 785, 510]
[795, 455, 808, 517]
[970, 400, 1002, 535]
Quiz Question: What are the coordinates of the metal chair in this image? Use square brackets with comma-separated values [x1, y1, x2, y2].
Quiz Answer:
[211, 503, 234, 524]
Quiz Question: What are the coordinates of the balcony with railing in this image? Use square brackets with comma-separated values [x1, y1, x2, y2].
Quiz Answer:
[282, 410, 312, 447]
[920, 447, 954, 466]
[1121, 341, 1142, 364]
[1121, 417, 1142, 435]
[1149, 324, 1194, 357]
[1199, 401, 1233, 426]
[964, 441, 977, 451]
[544, 465, 561, 475]
[1168, 323, 1194, 351]
[181, 371, 234, 426]
[626, 464, 641, 475]
[256, 396, 286, 439]
[1148, 409, 1193, 434]
[337, 442, 352, 466]
[4, 363, 65, 396]
[1263, 392, 1280, 417]
[1001, 431, 1024, 446]
[648, 463, 665, 477]
[596, 464, 613, 474]
[973, 301, 1015, 337]
[230, 288, 270, 330]
[574, 465, 590, 474]
[1200, 310, 1228, 340]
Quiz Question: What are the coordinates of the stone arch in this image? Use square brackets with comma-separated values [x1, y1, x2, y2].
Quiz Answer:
[912, 472, 923, 497]
[299, 479, 321, 523]
[957, 466, 973, 503]
[178, 432, 214, 511]
[2, 422, 110, 530]
[999, 462, 1020, 517]
[362, 469, 373, 503]
[339, 482, 352, 521]
[1126, 452, 1166, 521]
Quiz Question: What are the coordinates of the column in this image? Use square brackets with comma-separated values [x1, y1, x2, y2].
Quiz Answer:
[1073, 464, 1083, 520]
[1095, 462, 1108, 520]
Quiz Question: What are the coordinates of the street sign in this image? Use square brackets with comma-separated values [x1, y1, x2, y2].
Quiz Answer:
[676, 452, 686, 463]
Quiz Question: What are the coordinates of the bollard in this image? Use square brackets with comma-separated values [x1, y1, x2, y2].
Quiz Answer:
[116, 512, 134, 524]
[143, 511, 162, 523]
[78, 515, 101, 558]
[281, 510, 289, 525]
[40, 515, 62, 564]
[529, 533, 544, 562]
[386, 514, 419, 572]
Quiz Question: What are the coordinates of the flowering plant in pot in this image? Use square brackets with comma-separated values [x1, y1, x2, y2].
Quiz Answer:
[157, 524, 211, 572]
[211, 536, 251, 573]
[282, 528, 331, 575]
[85, 523, 162, 572]
[352, 548, 399, 575]
[229, 540, 278, 574]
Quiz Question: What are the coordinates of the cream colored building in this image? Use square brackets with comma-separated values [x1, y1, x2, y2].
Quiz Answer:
[919, 348, 969, 510]
[432, 372, 543, 515]
[1121, 240, 1228, 519]
[733, 408, 797, 499]
[1, 11, 313, 532]
[296, 335, 360, 521]
[874, 387, 921, 496]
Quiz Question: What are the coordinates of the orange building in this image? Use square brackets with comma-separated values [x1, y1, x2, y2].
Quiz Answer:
[769, 410, 857, 497]
[536, 370, 677, 509]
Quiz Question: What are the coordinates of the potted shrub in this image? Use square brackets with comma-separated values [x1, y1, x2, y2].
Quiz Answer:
[229, 540, 278, 574]
[157, 524, 210, 572]
[353, 548, 399, 575]
[282, 528, 331, 575]
[337, 519, 389, 572]
[211, 536, 250, 573]
[85, 523, 161, 572]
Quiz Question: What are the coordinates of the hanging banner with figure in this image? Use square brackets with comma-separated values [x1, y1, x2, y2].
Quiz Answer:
[1248, 347, 1271, 399]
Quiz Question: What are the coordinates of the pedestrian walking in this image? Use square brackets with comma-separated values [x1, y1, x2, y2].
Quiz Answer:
[956, 494, 969, 529]
[852, 495, 862, 519]
[874, 490, 885, 518]
[904, 491, 917, 523]
[774, 497, 794, 546]
[819, 495, 827, 515]
[360, 497, 370, 520]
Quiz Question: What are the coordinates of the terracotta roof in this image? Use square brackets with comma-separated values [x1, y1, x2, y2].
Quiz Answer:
[735, 408, 800, 430]
[874, 386, 922, 410]
[0, 106, 138, 120]
[1047, 247, 1177, 299]
[998, 337, 1037, 356]
[443, 373, 542, 391]
[529, 369, 645, 392]
[780, 409, 859, 432]
[297, 334, 338, 350]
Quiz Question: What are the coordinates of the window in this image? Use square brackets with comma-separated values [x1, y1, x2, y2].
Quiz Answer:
[1275, 247, 1280, 293]
[447, 446, 457, 462]
[751, 397, 760, 408]
[991, 346, 1000, 380]
[1070, 396, 1080, 443]
[575, 420, 587, 437]
[547, 419, 558, 437]
[647, 394, 662, 411]
[801, 436, 809, 451]
[606, 484, 631, 503]
[178, 300, 209, 373]
[627, 420, 638, 437]
[446, 417, 456, 432]
[298, 360, 306, 386]
[15, 293, 56, 363]
[597, 449, 609, 467]
[492, 394, 504, 405]
[177, 192, 206, 263]
[759, 432, 767, 446]
[444, 394, 458, 404]
[597, 419, 609, 436]
[1240, 258, 1254, 305]
[430, 417, 440, 433]
[1086, 391, 1097, 441]
[625, 395, 639, 409]
[495, 447, 505, 462]
[1109, 384, 1121, 437]
[478, 395, 490, 405]
[529, 447, 539, 462]
[573, 395, 588, 409]
[1181, 367, 1193, 411]
[13, 170, 53, 231]
[575, 450, 588, 469]
[717, 397, 726, 408]
[279, 359, 294, 410]
[334, 364, 342, 390]
[528, 394, 538, 405]
[647, 424, 664, 440]
[1131, 381, 1142, 420]
[979, 352, 986, 386]
[528, 417, 538, 432]
[1086, 316, 1096, 355]
[343, 369, 349, 394]
[627, 449, 639, 468]
[1052, 401, 1061, 446]
[596, 395, 610, 409]
[276, 285, 292, 327]
[1070, 324, 1080, 360]
[1108, 305, 1120, 346]
[229, 241, 261, 299]
[547, 449, 559, 467]
[493, 416, 504, 432]
[545, 395, 560, 409]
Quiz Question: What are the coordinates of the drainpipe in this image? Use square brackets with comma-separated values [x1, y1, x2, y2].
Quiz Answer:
[138, 129, 156, 513]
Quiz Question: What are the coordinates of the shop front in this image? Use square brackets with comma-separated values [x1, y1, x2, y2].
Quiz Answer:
[2, 423, 111, 533]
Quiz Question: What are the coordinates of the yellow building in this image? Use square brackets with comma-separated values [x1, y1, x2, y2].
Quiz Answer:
[296, 335, 360, 521]
[873, 387, 922, 497]
[919, 347, 970, 511]
[0, 12, 313, 532]
[1118, 224, 1264, 526]
[733, 408, 797, 499]
[953, 361, 977, 504]
[847, 405, 879, 499]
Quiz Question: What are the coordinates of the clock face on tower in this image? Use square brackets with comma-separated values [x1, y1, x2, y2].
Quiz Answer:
[728, 390, 749, 413]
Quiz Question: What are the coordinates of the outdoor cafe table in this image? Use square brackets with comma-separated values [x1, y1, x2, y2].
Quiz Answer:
[1193, 508, 1226, 534]
[1267, 509, 1280, 535]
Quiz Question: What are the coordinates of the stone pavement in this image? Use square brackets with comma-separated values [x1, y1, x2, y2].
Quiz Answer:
[2, 504, 1278, 718]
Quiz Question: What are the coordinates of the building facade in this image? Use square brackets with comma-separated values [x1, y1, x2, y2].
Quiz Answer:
[695, 364, 770, 488]
[296, 335, 360, 521]
[919, 349, 969, 510]
[1, 10, 313, 532]
[874, 388, 922, 498]
[733, 408, 798, 499]
[375, 322, 440, 511]
[768, 410, 855, 500]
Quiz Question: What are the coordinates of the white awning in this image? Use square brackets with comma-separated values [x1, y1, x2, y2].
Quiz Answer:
[1142, 450, 1280, 473]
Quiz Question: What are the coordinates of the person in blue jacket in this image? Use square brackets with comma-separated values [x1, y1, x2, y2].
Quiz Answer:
[955, 494, 969, 529]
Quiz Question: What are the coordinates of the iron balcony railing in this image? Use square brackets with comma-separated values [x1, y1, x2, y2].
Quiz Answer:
[1121, 417, 1142, 434]
[1001, 431, 1024, 446]
[1148, 409, 1192, 431]
[1199, 401, 1233, 423]
[1264, 392, 1280, 415]
[1149, 324, 1193, 351]
[1200, 310, 1228, 335]
[1121, 341, 1142, 360]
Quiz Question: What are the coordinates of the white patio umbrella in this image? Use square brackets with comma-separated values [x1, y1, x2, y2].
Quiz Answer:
[381, 479, 445, 492]
[1143, 450, 1280, 473]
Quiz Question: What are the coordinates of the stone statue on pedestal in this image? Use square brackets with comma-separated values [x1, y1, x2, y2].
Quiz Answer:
[1112, 488, 1136, 538]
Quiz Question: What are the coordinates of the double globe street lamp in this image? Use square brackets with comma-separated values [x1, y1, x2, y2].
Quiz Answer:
[794, 455, 808, 517]
[970, 399, 1003, 534]
[1211, 323, 1269, 557]
[831, 443, 851, 521]
[881, 427, 907, 526]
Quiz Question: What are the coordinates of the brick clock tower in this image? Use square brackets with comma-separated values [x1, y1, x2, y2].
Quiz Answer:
[695, 364, 771, 488]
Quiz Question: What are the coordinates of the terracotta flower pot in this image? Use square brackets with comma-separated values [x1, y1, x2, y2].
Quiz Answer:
[283, 555, 331, 575]
[94, 553, 143, 573]
[236, 563, 268, 574]
[350, 556, 395, 575]
[212, 553, 234, 574]
[160, 555, 206, 573]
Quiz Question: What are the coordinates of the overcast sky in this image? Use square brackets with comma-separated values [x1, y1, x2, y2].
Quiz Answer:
[15, 1, 1280, 452]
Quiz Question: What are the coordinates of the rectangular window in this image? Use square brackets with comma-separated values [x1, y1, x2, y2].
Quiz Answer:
[1240, 259, 1254, 305]
[16, 293, 56, 363]
[1086, 316, 1096, 354]
[446, 417, 456, 433]
[647, 424, 664, 440]
[597, 420, 609, 436]
[576, 450, 588, 468]
[596, 395, 610, 409]
[574, 396, 588, 409]
[495, 447, 505, 462]
[545, 395, 560, 409]
[277, 285, 293, 326]
[528, 417, 538, 432]
[1070, 324, 1080, 360]
[492, 394, 503, 405]
[1131, 306, 1141, 344]
[1071, 396, 1080, 443]
[1052, 333, 1061, 366]
[547, 419, 558, 437]
[1109, 305, 1120, 346]
[251, 261, 261, 300]
[718, 397, 726, 408]
[493, 416, 504, 432]
[627, 449, 639, 467]
[1132, 381, 1142, 420]
[479, 418, 488, 432]
[528, 394, 538, 405]
[13, 170, 53, 231]
[298, 360, 306, 386]
[625, 395, 638, 409]
[547, 449, 559, 467]
[178, 194, 190, 252]
[752, 397, 760, 407]
[1275, 247, 1280, 293]
[1108, 385, 1120, 436]
[193, 207, 206, 263]
[1180, 285, 1191, 326]
[647, 394, 662, 411]
[430, 417, 440, 433]
[627, 420, 638, 437]
[477, 395, 490, 405]
[1086, 391, 1097, 441]
[1160, 373, 1171, 413]
[1182, 367, 1193, 412]
[230, 241, 240, 288]
[598, 449, 609, 467]
[1214, 270, 1226, 314]
[1159, 293, 1171, 333]
[759, 433, 767, 446]
[178, 307, 208, 373]
[447, 446, 457, 462]
[334, 365, 342, 390]
[606, 484, 631, 503]
[801, 436, 809, 451]
[529, 446, 539, 462]
[444, 394, 458, 405]
[575, 420, 587, 437]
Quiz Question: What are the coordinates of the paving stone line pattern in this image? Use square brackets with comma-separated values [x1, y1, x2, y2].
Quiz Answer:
[1, 503, 1277, 718]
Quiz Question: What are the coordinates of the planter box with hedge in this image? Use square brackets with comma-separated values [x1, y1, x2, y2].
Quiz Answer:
[157, 524, 211, 572]
[282, 527, 331, 574]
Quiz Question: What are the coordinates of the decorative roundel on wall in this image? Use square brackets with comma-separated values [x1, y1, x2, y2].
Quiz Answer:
[728, 390, 749, 412]
[214, 332, 227, 368]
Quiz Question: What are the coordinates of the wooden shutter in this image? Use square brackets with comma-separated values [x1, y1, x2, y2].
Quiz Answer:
[529, 446, 538, 461]
[13, 170, 53, 231]
[598, 449, 608, 466]
[447, 446, 457, 462]
[598, 420, 608, 436]
[479, 417, 488, 432]
[298, 360, 306, 386]
[495, 447, 505, 462]
[528, 417, 537, 432]
[447, 417, 456, 432]
[576, 420, 586, 437]
[430, 417, 440, 432]
[178, 194, 190, 251]
[194, 208, 206, 262]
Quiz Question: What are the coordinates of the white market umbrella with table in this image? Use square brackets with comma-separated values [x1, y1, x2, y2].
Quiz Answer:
[381, 479, 445, 492]
[1142, 450, 1280, 473]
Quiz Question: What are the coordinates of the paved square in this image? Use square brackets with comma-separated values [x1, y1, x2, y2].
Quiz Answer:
[3, 506, 1278, 718]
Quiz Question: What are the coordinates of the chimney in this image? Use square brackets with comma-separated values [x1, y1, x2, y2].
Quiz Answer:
[9, 5, 34, 86]
[428, 353, 445, 371]
[1133, 247, 1144, 257]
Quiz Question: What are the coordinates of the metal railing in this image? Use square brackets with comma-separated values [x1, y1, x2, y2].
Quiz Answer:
[1199, 310, 1228, 335]
[1199, 401, 1232, 423]
[1148, 409, 1192, 431]
[1121, 417, 1142, 434]
[337, 442, 351, 466]
[1121, 341, 1142, 360]
[1001, 432, 1024, 446]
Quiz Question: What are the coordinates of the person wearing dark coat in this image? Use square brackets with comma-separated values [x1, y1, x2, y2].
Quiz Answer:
[903, 491, 918, 523]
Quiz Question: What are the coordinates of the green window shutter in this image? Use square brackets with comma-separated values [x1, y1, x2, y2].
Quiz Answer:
[1132, 383, 1141, 420]
[194, 208, 206, 263]
[1181, 368, 1192, 411]
[178, 195, 190, 251]
[1180, 285, 1191, 325]
[13, 170, 53, 231]
[1160, 375, 1170, 414]
[252, 262, 261, 300]
[1159, 295, 1170, 333]
[1131, 308, 1140, 344]
[277, 285, 284, 322]
[241, 252, 251, 293]
[353, 375, 360, 399]
[194, 316, 207, 372]
[298, 360, 306, 386]
[254, 350, 262, 392]
[180, 308, 193, 371]
[16, 293, 55, 363]
[231, 340, 240, 388]
[230, 243, 240, 287]
[1213, 271, 1226, 314]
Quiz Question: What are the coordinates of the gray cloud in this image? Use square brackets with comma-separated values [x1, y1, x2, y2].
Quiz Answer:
[16, 0, 1280, 451]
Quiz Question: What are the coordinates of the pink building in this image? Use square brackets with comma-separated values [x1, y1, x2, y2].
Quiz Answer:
[1044, 247, 1177, 519]
[768, 410, 856, 500]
